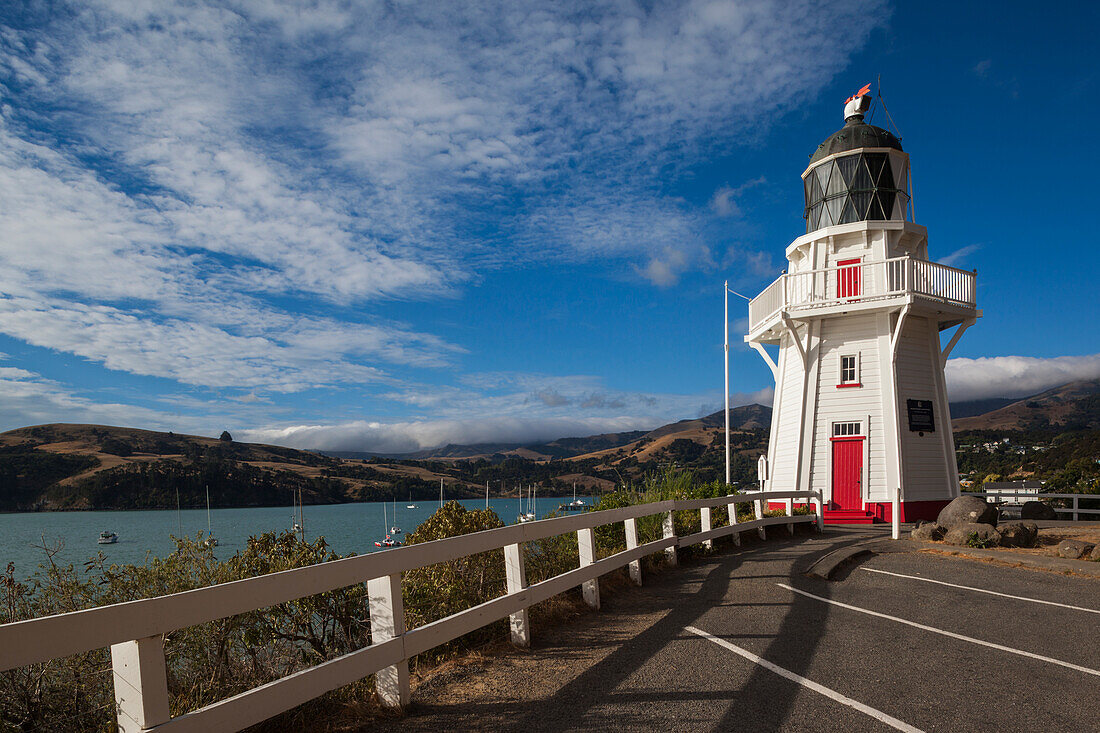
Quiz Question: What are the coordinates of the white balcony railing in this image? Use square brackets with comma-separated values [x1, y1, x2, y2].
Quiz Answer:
[748, 257, 976, 332]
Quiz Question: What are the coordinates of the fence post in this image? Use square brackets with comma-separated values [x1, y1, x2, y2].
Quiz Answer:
[727, 495, 741, 546]
[368, 574, 410, 708]
[754, 494, 766, 540]
[504, 543, 530, 647]
[663, 510, 678, 566]
[111, 635, 170, 733]
[701, 506, 713, 550]
[891, 486, 901, 540]
[1073, 496, 1079, 522]
[624, 517, 643, 586]
[814, 491, 824, 531]
[786, 497, 796, 535]
[577, 527, 600, 609]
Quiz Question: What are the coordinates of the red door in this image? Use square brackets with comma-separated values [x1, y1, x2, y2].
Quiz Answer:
[837, 258, 862, 298]
[831, 439, 863, 510]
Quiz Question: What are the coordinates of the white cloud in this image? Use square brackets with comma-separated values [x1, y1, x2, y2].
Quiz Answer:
[945, 353, 1100, 402]
[939, 244, 981, 268]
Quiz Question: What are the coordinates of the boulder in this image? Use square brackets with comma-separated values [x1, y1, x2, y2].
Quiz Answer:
[910, 522, 945, 541]
[1055, 540, 1095, 560]
[1020, 501, 1058, 520]
[1089, 544, 1100, 562]
[937, 495, 998, 529]
[997, 521, 1039, 548]
[943, 522, 1001, 548]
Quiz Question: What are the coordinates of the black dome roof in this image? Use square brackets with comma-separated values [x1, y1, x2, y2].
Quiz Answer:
[809, 115, 902, 165]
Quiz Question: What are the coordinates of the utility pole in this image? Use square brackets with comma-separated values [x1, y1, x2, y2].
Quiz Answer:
[724, 280, 731, 486]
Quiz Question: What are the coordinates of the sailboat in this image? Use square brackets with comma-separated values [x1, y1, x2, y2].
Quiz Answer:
[203, 485, 218, 547]
[291, 487, 304, 539]
[561, 482, 588, 512]
[389, 497, 402, 535]
[406, 490, 417, 510]
[374, 501, 401, 548]
[519, 484, 536, 523]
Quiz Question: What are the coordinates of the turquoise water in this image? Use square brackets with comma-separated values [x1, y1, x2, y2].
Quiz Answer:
[0, 496, 594, 578]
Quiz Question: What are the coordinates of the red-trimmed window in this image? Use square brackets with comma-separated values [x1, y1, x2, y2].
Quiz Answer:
[838, 354, 860, 387]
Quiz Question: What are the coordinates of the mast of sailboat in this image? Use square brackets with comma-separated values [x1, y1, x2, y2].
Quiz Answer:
[205, 484, 213, 539]
[485, 480, 489, 509]
[175, 486, 182, 536]
[439, 477, 444, 509]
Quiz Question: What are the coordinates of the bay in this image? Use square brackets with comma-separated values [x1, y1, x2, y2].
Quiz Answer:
[0, 496, 596, 578]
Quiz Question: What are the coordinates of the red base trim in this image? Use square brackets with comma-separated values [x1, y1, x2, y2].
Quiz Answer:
[835, 383, 863, 389]
[767, 499, 951, 524]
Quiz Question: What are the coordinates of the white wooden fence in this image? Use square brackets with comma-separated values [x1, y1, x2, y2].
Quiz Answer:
[0, 490, 822, 733]
[972, 491, 1100, 521]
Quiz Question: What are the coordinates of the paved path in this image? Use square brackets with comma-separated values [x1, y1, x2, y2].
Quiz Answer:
[359, 528, 1099, 732]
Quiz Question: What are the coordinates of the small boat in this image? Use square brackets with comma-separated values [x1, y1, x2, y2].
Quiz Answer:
[406, 491, 416, 510]
[390, 498, 402, 535]
[517, 485, 536, 523]
[291, 487, 305, 539]
[97, 531, 118, 544]
[204, 485, 218, 547]
[561, 482, 588, 512]
[375, 502, 402, 547]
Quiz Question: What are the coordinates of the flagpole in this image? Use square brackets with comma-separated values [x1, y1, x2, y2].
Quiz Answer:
[724, 280, 731, 487]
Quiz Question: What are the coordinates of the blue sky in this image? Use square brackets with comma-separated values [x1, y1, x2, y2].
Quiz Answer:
[0, 0, 1097, 452]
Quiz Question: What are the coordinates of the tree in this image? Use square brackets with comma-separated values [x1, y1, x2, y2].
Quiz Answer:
[219, 430, 233, 442]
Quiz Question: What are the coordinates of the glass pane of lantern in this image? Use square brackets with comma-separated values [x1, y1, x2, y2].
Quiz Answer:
[836, 155, 859, 187]
[814, 163, 831, 200]
[809, 172, 823, 205]
[839, 196, 858, 224]
[878, 157, 895, 189]
[826, 162, 846, 197]
[809, 203, 822, 230]
[865, 194, 886, 220]
[852, 154, 874, 191]
[826, 195, 844, 225]
[878, 189, 897, 219]
[850, 191, 874, 219]
[864, 153, 885, 184]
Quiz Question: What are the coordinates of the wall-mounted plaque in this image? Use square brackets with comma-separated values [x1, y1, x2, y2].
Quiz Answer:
[907, 399, 935, 433]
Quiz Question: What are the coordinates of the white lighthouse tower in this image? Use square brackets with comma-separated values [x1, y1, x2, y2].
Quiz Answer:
[745, 88, 980, 523]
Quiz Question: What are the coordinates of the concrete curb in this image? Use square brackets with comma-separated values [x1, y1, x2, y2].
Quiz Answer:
[805, 545, 875, 580]
[917, 546, 1100, 578]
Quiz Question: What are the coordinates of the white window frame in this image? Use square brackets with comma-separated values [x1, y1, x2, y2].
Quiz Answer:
[832, 421, 863, 438]
[838, 352, 860, 386]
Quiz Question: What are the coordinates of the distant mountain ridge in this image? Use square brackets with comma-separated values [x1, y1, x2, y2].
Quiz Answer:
[952, 379, 1100, 431]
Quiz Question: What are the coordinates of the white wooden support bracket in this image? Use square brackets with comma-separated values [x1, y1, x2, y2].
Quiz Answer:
[727, 496, 741, 546]
[504, 543, 530, 647]
[662, 511, 678, 566]
[700, 506, 713, 550]
[890, 305, 911, 360]
[577, 527, 600, 610]
[749, 342, 778, 379]
[367, 574, 410, 708]
[623, 518, 643, 586]
[940, 317, 976, 367]
[780, 313, 809, 369]
[111, 635, 170, 733]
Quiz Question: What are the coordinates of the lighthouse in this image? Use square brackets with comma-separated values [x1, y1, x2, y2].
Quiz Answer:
[745, 87, 980, 523]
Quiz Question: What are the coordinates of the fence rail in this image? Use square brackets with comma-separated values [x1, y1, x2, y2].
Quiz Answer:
[0, 490, 822, 733]
[748, 256, 977, 332]
[971, 491, 1100, 521]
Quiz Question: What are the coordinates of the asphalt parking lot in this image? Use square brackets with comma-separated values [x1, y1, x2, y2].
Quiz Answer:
[363, 529, 1100, 732]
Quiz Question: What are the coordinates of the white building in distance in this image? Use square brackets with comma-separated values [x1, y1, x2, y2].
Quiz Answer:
[745, 89, 980, 523]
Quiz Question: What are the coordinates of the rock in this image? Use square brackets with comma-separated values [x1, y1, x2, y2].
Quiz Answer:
[1020, 501, 1058, 520]
[1055, 540, 1095, 560]
[1089, 545, 1100, 562]
[943, 522, 1001, 548]
[937, 495, 998, 529]
[910, 522, 945, 541]
[998, 521, 1039, 548]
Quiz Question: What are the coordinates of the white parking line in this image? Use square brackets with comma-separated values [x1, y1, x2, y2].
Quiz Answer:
[685, 625, 925, 733]
[861, 567, 1100, 615]
[777, 584, 1100, 678]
